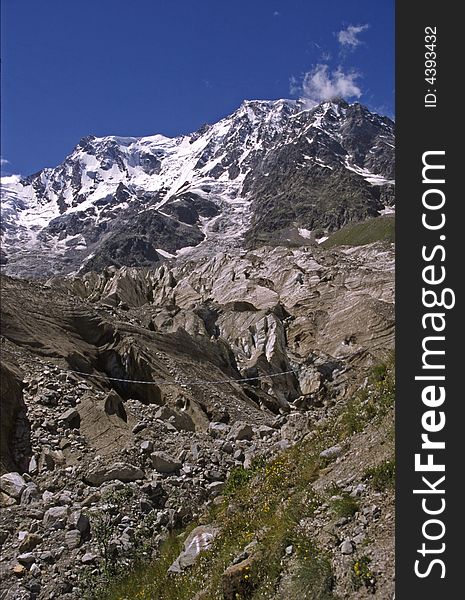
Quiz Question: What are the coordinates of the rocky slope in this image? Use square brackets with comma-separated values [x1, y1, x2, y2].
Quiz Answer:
[1, 99, 394, 278]
[0, 241, 394, 599]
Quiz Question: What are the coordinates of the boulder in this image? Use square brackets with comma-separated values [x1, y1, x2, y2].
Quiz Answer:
[84, 462, 144, 486]
[140, 440, 154, 453]
[151, 452, 181, 474]
[103, 390, 127, 422]
[154, 406, 194, 432]
[208, 422, 230, 438]
[319, 445, 343, 460]
[228, 421, 253, 442]
[340, 539, 354, 555]
[68, 510, 90, 536]
[168, 526, 218, 573]
[19, 533, 42, 553]
[298, 367, 322, 395]
[58, 408, 81, 429]
[0, 472, 27, 500]
[17, 552, 36, 567]
[43, 506, 69, 530]
[81, 552, 97, 565]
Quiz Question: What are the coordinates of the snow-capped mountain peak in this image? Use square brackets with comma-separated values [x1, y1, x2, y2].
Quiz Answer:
[0, 99, 394, 278]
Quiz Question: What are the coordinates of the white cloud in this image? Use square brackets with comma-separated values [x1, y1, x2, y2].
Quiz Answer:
[0, 157, 10, 166]
[337, 24, 369, 50]
[273, 11, 281, 17]
[289, 75, 301, 97]
[294, 64, 362, 108]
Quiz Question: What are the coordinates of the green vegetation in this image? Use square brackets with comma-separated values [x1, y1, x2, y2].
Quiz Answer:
[92, 488, 134, 575]
[328, 490, 360, 519]
[223, 456, 267, 496]
[322, 215, 395, 248]
[89, 361, 395, 600]
[352, 556, 376, 593]
[282, 537, 336, 600]
[338, 358, 395, 437]
[364, 459, 396, 492]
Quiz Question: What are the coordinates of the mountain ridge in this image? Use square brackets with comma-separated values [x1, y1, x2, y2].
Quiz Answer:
[1, 98, 394, 278]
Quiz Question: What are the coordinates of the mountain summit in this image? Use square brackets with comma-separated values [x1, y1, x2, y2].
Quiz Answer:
[1, 99, 394, 278]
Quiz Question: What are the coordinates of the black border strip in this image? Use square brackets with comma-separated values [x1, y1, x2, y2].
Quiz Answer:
[396, 2, 461, 596]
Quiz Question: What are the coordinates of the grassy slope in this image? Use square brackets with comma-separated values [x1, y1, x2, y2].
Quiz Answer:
[92, 362, 395, 600]
[322, 215, 395, 249]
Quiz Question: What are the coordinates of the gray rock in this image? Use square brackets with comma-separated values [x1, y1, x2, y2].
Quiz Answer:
[19, 533, 42, 553]
[68, 510, 90, 536]
[168, 526, 218, 573]
[351, 483, 367, 497]
[233, 449, 245, 462]
[0, 529, 9, 545]
[81, 552, 97, 565]
[81, 491, 101, 507]
[154, 406, 194, 432]
[0, 472, 27, 499]
[65, 530, 81, 549]
[29, 563, 41, 578]
[207, 469, 223, 482]
[20, 483, 39, 505]
[40, 551, 55, 564]
[58, 408, 81, 428]
[27, 508, 44, 520]
[257, 425, 275, 439]
[42, 490, 54, 505]
[17, 552, 36, 567]
[208, 422, 230, 437]
[43, 506, 69, 530]
[26, 576, 41, 593]
[207, 482, 225, 497]
[151, 452, 181, 474]
[298, 368, 322, 395]
[228, 421, 253, 441]
[140, 440, 154, 453]
[28, 456, 38, 475]
[340, 539, 354, 555]
[319, 445, 343, 460]
[103, 391, 127, 421]
[222, 441, 234, 454]
[132, 421, 149, 434]
[84, 462, 144, 485]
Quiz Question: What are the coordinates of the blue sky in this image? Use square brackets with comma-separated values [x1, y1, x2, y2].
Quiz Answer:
[1, 0, 394, 176]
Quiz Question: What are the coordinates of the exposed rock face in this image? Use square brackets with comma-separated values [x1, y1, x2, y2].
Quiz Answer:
[0, 225, 394, 598]
[0, 363, 26, 474]
[1, 99, 394, 278]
